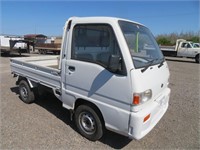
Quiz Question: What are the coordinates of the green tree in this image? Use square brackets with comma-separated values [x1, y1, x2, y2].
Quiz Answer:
[157, 37, 172, 45]
[156, 31, 199, 45]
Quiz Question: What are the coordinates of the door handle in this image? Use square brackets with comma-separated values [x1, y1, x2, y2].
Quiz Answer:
[68, 66, 75, 72]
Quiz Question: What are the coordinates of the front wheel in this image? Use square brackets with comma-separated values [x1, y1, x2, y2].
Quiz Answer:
[74, 105, 104, 141]
[38, 49, 42, 54]
[195, 54, 200, 63]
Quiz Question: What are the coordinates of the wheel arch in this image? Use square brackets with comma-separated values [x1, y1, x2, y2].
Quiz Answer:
[74, 98, 105, 127]
[195, 53, 199, 58]
[16, 76, 38, 88]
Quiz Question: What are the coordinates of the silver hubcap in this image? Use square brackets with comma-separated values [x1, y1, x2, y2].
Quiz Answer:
[21, 86, 28, 99]
[79, 112, 96, 134]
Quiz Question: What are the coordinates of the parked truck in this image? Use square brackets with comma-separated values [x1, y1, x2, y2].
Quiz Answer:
[36, 43, 61, 55]
[10, 17, 171, 141]
[34, 37, 62, 55]
[160, 39, 200, 63]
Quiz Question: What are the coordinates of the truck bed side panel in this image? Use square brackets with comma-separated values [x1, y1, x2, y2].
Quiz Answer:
[160, 46, 177, 57]
[10, 57, 61, 89]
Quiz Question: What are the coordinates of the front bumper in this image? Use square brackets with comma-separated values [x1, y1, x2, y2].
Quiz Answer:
[128, 87, 171, 140]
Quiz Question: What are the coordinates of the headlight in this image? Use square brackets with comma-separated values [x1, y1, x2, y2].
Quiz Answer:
[133, 89, 152, 105]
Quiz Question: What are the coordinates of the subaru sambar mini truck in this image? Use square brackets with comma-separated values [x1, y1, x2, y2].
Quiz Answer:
[10, 17, 171, 141]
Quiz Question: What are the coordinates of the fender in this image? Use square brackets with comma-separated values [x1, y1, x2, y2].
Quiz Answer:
[27, 79, 38, 88]
[16, 75, 38, 88]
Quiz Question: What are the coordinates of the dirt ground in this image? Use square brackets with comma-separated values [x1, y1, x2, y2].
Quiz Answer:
[0, 53, 199, 149]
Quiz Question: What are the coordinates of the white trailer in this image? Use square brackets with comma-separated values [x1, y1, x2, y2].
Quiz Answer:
[0, 35, 28, 55]
[10, 17, 171, 141]
[0, 35, 10, 50]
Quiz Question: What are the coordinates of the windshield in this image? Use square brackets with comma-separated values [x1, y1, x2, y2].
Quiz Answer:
[119, 20, 164, 69]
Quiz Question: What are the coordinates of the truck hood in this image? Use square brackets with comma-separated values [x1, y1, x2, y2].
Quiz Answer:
[130, 61, 170, 111]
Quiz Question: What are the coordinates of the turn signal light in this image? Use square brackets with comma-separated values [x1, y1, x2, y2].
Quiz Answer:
[133, 95, 140, 105]
[143, 114, 150, 122]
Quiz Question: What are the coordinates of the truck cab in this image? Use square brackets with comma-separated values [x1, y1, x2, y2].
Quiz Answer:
[61, 17, 171, 140]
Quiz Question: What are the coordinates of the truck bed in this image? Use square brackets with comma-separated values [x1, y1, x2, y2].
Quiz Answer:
[35, 43, 61, 54]
[10, 55, 61, 90]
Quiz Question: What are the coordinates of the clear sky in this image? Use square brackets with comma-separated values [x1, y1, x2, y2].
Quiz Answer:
[1, 0, 199, 36]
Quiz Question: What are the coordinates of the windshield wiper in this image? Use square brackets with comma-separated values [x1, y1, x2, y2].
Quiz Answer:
[141, 59, 156, 73]
[141, 58, 165, 73]
[158, 57, 165, 68]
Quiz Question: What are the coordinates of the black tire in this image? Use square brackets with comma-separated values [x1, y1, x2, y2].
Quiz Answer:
[43, 50, 47, 55]
[195, 54, 200, 63]
[38, 49, 42, 54]
[19, 80, 35, 104]
[74, 105, 104, 141]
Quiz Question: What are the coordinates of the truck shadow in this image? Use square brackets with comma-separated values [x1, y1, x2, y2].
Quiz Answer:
[10, 87, 132, 149]
[100, 131, 132, 148]
[1, 52, 30, 57]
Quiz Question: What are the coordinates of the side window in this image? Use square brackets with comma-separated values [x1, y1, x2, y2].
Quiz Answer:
[181, 43, 186, 48]
[187, 44, 191, 48]
[71, 24, 125, 74]
[181, 43, 191, 48]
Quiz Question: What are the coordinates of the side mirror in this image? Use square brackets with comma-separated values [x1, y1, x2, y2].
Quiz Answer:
[108, 55, 121, 73]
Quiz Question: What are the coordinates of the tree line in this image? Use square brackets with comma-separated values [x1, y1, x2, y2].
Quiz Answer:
[156, 31, 200, 46]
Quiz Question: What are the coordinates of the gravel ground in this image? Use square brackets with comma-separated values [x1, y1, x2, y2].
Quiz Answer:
[0, 53, 199, 149]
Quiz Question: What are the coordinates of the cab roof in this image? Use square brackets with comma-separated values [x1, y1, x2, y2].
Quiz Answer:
[65, 16, 144, 27]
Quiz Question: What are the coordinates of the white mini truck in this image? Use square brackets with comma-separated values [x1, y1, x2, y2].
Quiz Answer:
[10, 17, 171, 141]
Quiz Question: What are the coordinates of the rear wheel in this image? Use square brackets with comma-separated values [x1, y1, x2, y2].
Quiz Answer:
[74, 105, 104, 141]
[19, 80, 35, 104]
[43, 50, 47, 55]
[38, 49, 42, 54]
